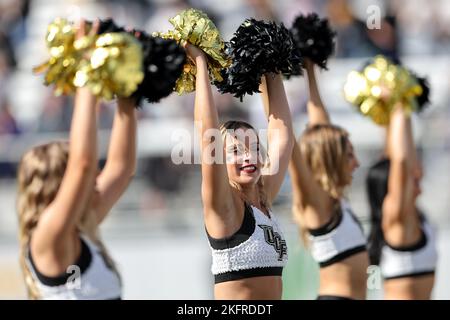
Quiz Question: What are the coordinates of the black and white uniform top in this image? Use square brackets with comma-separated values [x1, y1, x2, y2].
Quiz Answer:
[207, 203, 288, 284]
[380, 215, 438, 280]
[26, 234, 121, 300]
[308, 199, 367, 268]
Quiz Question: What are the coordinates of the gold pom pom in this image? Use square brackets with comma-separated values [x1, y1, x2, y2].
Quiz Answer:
[344, 55, 422, 126]
[33, 18, 80, 96]
[74, 33, 144, 100]
[34, 19, 144, 100]
[154, 8, 230, 94]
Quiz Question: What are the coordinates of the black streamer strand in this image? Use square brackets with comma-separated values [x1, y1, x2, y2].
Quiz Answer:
[411, 73, 430, 112]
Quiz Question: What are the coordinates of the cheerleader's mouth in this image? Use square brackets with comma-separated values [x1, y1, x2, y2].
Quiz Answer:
[240, 164, 257, 174]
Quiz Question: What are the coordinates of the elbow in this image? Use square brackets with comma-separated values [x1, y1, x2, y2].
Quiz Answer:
[126, 166, 137, 183]
[117, 165, 136, 184]
[126, 160, 137, 178]
[107, 157, 137, 177]
[118, 161, 137, 184]
[129, 167, 137, 179]
[121, 171, 135, 188]
[114, 163, 137, 183]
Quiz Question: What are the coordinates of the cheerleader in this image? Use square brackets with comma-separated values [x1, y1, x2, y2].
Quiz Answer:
[16, 20, 137, 300]
[366, 103, 437, 299]
[288, 59, 369, 300]
[183, 42, 293, 300]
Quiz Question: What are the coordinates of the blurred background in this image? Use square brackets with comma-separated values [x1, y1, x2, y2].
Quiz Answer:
[1, 0, 450, 299]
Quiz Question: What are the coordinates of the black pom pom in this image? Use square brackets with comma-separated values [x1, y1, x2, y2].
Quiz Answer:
[290, 13, 336, 69]
[131, 31, 186, 105]
[97, 19, 125, 34]
[215, 19, 302, 100]
[413, 75, 430, 112]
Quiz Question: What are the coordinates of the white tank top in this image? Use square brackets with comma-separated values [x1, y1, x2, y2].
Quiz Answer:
[380, 218, 437, 279]
[207, 203, 288, 283]
[308, 200, 367, 267]
[26, 235, 122, 300]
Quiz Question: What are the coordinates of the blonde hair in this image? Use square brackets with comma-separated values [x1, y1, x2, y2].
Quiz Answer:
[17, 142, 120, 299]
[300, 124, 350, 199]
[292, 124, 349, 246]
[219, 120, 270, 209]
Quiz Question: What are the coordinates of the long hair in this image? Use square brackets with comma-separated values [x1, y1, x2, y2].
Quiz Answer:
[293, 124, 349, 246]
[366, 158, 390, 265]
[219, 120, 270, 209]
[16, 142, 120, 299]
[300, 124, 350, 199]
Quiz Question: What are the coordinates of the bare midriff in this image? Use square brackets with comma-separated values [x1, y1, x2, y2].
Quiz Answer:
[214, 276, 283, 300]
[318, 251, 369, 300]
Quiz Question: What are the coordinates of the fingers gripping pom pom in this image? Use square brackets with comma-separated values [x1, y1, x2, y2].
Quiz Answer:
[154, 8, 230, 94]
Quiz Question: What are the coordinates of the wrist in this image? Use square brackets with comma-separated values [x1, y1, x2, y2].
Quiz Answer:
[117, 98, 136, 112]
[77, 87, 97, 102]
[264, 72, 279, 82]
[195, 54, 207, 65]
[304, 59, 314, 72]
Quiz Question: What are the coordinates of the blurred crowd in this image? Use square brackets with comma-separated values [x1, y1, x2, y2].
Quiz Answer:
[1, 0, 449, 136]
[0, 0, 449, 187]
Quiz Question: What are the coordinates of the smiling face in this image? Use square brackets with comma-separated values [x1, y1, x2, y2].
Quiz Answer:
[225, 128, 262, 187]
[221, 121, 264, 188]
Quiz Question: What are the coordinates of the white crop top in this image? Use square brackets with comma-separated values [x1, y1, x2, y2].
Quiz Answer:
[380, 217, 437, 280]
[207, 203, 288, 283]
[308, 200, 367, 267]
[26, 234, 122, 300]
